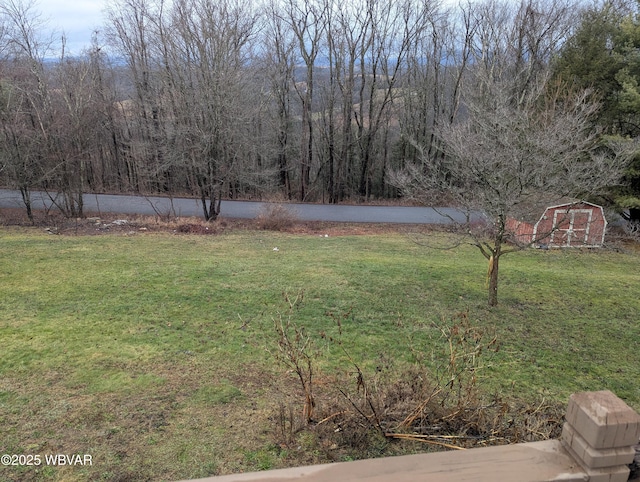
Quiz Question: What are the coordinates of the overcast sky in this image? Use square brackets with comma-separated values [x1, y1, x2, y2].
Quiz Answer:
[37, 0, 106, 55]
[35, 0, 463, 56]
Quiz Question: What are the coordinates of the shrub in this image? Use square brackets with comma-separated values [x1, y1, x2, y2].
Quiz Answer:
[256, 203, 298, 231]
[268, 307, 564, 458]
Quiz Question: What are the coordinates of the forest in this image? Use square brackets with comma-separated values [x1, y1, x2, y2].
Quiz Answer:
[0, 0, 639, 222]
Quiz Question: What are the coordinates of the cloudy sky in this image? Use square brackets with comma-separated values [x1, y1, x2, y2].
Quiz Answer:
[34, 0, 463, 56]
[37, 0, 107, 54]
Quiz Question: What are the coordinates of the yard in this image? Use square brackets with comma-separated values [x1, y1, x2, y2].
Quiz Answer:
[1, 221, 639, 481]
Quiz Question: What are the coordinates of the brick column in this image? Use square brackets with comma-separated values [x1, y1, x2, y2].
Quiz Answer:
[561, 390, 640, 482]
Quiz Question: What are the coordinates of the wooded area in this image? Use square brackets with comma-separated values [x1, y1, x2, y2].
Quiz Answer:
[0, 0, 639, 222]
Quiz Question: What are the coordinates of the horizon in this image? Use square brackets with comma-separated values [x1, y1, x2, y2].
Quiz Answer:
[32, 0, 467, 58]
[36, 0, 106, 55]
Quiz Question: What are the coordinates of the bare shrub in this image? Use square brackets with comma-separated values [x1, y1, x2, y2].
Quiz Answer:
[624, 220, 640, 241]
[273, 399, 302, 448]
[267, 308, 564, 458]
[269, 291, 316, 426]
[256, 203, 298, 231]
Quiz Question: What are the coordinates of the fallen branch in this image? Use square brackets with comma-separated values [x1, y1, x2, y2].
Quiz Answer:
[384, 433, 467, 450]
[316, 411, 348, 426]
[397, 387, 442, 429]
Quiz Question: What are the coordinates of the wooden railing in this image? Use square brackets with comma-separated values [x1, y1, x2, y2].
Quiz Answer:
[179, 390, 640, 482]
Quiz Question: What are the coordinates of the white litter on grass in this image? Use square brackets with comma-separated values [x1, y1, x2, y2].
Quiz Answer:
[273, 247, 279, 251]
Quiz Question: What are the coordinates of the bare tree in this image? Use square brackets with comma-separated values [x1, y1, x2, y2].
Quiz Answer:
[315, 0, 374, 202]
[260, 0, 298, 200]
[107, 0, 262, 220]
[391, 0, 623, 306]
[281, 0, 326, 201]
[352, 0, 432, 199]
[0, 0, 105, 218]
[105, 0, 170, 195]
[0, 0, 53, 61]
[399, 2, 475, 171]
[44, 52, 114, 217]
[165, 0, 260, 220]
[0, 66, 42, 222]
[0, 0, 55, 219]
[97, 41, 132, 192]
[393, 76, 625, 306]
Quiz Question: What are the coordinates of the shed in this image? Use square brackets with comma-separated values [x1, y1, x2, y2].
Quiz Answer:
[506, 201, 608, 248]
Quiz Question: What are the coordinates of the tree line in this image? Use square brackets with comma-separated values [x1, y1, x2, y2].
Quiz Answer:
[0, 0, 638, 222]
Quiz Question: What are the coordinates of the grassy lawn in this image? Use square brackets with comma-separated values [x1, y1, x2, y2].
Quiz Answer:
[1, 226, 639, 481]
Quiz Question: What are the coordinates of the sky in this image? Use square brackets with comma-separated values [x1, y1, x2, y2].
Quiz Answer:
[35, 0, 463, 56]
[37, 0, 107, 55]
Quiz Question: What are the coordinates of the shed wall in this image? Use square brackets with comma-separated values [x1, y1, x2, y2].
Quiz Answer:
[533, 203, 606, 247]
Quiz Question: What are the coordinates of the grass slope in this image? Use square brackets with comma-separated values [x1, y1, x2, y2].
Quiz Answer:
[0, 228, 638, 481]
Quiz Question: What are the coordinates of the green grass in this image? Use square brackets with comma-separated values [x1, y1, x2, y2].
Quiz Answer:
[1, 227, 639, 481]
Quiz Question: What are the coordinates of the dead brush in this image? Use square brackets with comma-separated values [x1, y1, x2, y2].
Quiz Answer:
[255, 203, 298, 231]
[267, 307, 565, 459]
[274, 399, 301, 447]
[269, 291, 316, 426]
[175, 222, 218, 234]
[314, 311, 563, 453]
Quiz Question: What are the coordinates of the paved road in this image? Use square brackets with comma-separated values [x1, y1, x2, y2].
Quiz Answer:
[0, 189, 472, 224]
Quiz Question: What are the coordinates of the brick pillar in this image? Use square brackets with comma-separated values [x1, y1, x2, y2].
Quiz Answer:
[561, 390, 640, 482]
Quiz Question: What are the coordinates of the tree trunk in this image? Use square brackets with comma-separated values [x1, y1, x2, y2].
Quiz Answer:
[199, 192, 219, 222]
[488, 252, 500, 307]
[19, 186, 34, 224]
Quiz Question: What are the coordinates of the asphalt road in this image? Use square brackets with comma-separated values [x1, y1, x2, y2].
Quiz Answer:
[0, 189, 472, 224]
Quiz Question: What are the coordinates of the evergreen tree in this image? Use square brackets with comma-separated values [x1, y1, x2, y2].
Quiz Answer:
[553, 1, 640, 221]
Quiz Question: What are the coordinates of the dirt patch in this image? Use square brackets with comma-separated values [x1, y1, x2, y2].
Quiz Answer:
[0, 207, 430, 237]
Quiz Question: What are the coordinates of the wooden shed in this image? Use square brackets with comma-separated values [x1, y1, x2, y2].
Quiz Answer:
[506, 201, 608, 248]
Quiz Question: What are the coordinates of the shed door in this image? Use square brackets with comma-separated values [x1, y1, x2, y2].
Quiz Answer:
[551, 209, 592, 246]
